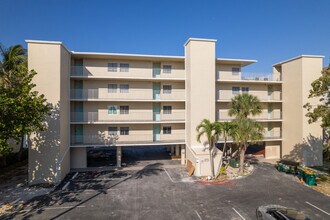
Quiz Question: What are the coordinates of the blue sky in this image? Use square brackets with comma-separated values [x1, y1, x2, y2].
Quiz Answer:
[1, 0, 329, 72]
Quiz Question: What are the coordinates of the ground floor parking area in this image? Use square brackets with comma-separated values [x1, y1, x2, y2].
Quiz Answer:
[11, 162, 330, 220]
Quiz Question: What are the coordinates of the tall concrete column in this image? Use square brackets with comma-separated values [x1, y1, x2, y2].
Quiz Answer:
[116, 146, 122, 167]
[175, 145, 180, 157]
[181, 145, 186, 165]
[170, 145, 175, 155]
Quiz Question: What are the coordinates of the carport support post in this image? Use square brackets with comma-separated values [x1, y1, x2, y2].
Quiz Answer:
[116, 146, 122, 167]
[171, 145, 175, 155]
[175, 145, 180, 157]
[181, 145, 186, 165]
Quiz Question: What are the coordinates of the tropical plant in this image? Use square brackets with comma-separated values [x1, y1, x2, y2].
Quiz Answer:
[196, 119, 221, 178]
[229, 93, 262, 119]
[229, 93, 263, 174]
[0, 44, 51, 166]
[303, 65, 330, 159]
[214, 121, 237, 177]
[232, 118, 263, 174]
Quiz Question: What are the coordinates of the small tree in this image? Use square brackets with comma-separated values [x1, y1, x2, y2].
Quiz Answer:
[232, 118, 263, 174]
[304, 65, 330, 159]
[214, 121, 236, 177]
[229, 93, 263, 174]
[0, 44, 51, 165]
[196, 119, 220, 178]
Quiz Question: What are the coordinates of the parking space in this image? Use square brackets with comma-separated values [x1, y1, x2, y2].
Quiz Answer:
[13, 163, 330, 220]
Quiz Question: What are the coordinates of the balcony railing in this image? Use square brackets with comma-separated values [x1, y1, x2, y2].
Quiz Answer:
[217, 91, 282, 101]
[70, 89, 185, 101]
[217, 72, 281, 82]
[70, 132, 185, 145]
[218, 130, 281, 142]
[218, 110, 282, 121]
[70, 111, 185, 123]
[241, 73, 281, 81]
[70, 66, 185, 79]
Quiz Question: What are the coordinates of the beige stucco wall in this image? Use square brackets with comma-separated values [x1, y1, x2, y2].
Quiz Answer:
[27, 42, 71, 185]
[79, 80, 185, 100]
[185, 39, 217, 176]
[265, 141, 281, 159]
[71, 147, 87, 169]
[216, 64, 242, 80]
[281, 56, 323, 166]
[217, 83, 281, 101]
[72, 102, 185, 122]
[81, 58, 185, 78]
[79, 124, 185, 144]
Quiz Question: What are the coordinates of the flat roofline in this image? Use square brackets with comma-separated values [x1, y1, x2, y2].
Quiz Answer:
[72, 51, 184, 60]
[273, 55, 325, 67]
[217, 58, 257, 67]
[184, 38, 217, 46]
[25, 39, 71, 54]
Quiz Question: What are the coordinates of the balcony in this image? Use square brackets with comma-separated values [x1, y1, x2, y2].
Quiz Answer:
[70, 66, 185, 80]
[217, 130, 282, 143]
[218, 110, 282, 121]
[70, 111, 185, 123]
[70, 89, 185, 101]
[217, 91, 282, 102]
[70, 132, 185, 146]
[217, 72, 282, 82]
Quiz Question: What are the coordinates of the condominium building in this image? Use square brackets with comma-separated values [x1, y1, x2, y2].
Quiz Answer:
[26, 38, 323, 185]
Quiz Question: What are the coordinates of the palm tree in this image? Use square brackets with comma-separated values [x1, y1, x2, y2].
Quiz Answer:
[232, 118, 263, 174]
[214, 121, 236, 177]
[0, 44, 26, 71]
[229, 93, 262, 119]
[229, 93, 264, 174]
[0, 44, 27, 86]
[196, 119, 220, 178]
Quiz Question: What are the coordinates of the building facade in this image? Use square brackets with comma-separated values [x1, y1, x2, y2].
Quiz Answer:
[26, 38, 323, 185]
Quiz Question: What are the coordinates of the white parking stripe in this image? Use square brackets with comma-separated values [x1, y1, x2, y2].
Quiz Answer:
[43, 205, 86, 210]
[232, 207, 246, 220]
[194, 210, 202, 220]
[305, 201, 330, 216]
[163, 168, 176, 183]
[71, 172, 79, 180]
[62, 181, 70, 190]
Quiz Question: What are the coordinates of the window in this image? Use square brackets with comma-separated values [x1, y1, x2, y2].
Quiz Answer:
[108, 84, 117, 93]
[232, 67, 240, 75]
[120, 84, 129, 93]
[163, 65, 172, 74]
[120, 106, 129, 114]
[163, 126, 172, 134]
[232, 87, 240, 95]
[163, 85, 172, 94]
[120, 127, 129, 135]
[108, 127, 118, 135]
[108, 63, 118, 72]
[108, 105, 118, 114]
[242, 87, 249, 94]
[163, 106, 172, 114]
[120, 63, 129, 72]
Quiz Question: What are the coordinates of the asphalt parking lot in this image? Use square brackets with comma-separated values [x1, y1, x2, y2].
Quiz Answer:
[10, 162, 330, 220]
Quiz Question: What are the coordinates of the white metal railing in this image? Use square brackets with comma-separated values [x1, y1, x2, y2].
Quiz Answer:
[218, 110, 282, 121]
[70, 132, 185, 145]
[217, 130, 281, 142]
[241, 73, 281, 81]
[70, 111, 185, 122]
[70, 88, 185, 101]
[217, 72, 281, 82]
[217, 91, 282, 101]
[70, 65, 185, 79]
